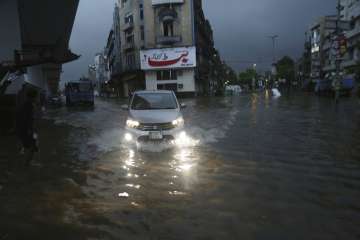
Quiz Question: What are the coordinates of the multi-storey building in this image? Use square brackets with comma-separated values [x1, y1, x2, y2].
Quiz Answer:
[106, 4, 123, 85]
[92, 52, 110, 95]
[107, 0, 223, 97]
[309, 0, 360, 81]
[309, 15, 338, 80]
[341, 0, 360, 70]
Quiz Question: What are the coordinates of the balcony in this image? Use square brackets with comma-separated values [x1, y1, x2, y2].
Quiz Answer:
[323, 64, 335, 72]
[156, 35, 182, 45]
[123, 63, 140, 73]
[346, 27, 360, 39]
[123, 42, 136, 51]
[342, 59, 357, 68]
[158, 8, 178, 22]
[123, 21, 134, 31]
[152, 0, 184, 6]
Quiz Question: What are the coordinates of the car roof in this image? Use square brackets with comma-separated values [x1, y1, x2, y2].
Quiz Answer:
[134, 90, 174, 94]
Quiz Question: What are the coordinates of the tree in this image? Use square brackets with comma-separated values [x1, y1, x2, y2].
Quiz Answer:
[226, 67, 238, 85]
[238, 68, 256, 88]
[276, 56, 295, 89]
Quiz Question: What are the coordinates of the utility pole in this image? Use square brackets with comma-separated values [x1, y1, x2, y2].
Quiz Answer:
[334, 0, 343, 104]
[268, 35, 279, 63]
[268, 35, 278, 88]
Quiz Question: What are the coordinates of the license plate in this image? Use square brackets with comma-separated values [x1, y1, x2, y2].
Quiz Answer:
[149, 131, 163, 140]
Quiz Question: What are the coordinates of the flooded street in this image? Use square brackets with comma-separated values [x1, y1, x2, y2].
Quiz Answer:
[1, 92, 360, 240]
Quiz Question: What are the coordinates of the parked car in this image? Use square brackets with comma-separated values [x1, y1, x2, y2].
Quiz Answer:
[47, 95, 63, 108]
[225, 85, 242, 96]
[123, 90, 187, 145]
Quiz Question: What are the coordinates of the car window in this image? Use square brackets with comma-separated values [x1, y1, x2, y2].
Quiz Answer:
[131, 93, 178, 110]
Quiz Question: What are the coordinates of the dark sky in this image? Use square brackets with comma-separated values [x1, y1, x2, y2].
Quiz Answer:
[62, 0, 336, 82]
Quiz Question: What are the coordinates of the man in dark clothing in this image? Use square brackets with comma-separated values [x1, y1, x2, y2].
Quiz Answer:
[16, 89, 39, 167]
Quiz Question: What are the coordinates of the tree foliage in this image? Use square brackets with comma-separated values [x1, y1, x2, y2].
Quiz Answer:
[226, 67, 238, 84]
[238, 68, 256, 86]
[276, 56, 295, 83]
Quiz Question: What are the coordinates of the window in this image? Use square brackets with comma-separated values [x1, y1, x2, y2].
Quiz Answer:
[126, 54, 135, 67]
[126, 35, 134, 44]
[131, 93, 178, 110]
[140, 26, 145, 40]
[157, 84, 178, 92]
[125, 14, 133, 24]
[163, 21, 174, 37]
[139, 4, 144, 20]
[121, 0, 127, 8]
[156, 70, 178, 80]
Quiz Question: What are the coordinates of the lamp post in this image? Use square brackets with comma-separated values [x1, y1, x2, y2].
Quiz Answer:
[252, 63, 257, 90]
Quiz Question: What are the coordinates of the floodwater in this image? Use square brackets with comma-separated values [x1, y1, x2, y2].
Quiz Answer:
[1, 92, 360, 240]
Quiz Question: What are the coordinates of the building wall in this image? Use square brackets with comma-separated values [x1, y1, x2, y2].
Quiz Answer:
[343, 0, 360, 67]
[113, 4, 123, 75]
[143, 0, 194, 48]
[93, 52, 110, 94]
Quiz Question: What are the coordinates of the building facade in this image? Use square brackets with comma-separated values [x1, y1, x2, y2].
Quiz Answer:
[340, 0, 360, 71]
[92, 52, 110, 95]
[309, 0, 360, 81]
[106, 0, 223, 97]
[309, 15, 338, 80]
[105, 4, 123, 97]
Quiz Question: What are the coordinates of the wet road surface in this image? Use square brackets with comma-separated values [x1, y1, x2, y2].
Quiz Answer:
[1, 92, 360, 240]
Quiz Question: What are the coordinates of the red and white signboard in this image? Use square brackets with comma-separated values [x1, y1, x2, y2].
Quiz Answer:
[140, 46, 196, 70]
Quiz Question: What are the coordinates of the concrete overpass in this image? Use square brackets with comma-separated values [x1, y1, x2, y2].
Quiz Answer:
[0, 0, 80, 94]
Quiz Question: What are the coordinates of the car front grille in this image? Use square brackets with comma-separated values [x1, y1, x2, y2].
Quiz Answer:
[138, 135, 175, 143]
[136, 122, 175, 131]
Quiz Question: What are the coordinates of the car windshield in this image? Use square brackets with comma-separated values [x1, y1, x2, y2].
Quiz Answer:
[131, 93, 178, 110]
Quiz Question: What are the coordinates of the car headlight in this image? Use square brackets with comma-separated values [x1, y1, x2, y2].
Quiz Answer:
[126, 119, 140, 128]
[172, 117, 184, 126]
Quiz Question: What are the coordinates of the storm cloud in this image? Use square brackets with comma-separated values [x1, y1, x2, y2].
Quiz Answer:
[62, 0, 336, 82]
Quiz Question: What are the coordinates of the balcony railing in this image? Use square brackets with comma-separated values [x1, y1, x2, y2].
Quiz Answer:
[346, 27, 360, 39]
[123, 42, 136, 51]
[158, 8, 178, 21]
[123, 22, 134, 31]
[342, 59, 357, 68]
[156, 35, 182, 45]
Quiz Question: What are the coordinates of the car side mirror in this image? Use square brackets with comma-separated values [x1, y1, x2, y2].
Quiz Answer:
[180, 103, 187, 109]
[121, 104, 129, 110]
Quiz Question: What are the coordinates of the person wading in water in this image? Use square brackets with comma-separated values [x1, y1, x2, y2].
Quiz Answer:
[16, 89, 39, 167]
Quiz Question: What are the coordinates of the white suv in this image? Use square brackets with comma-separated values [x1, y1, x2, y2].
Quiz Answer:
[123, 90, 186, 144]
